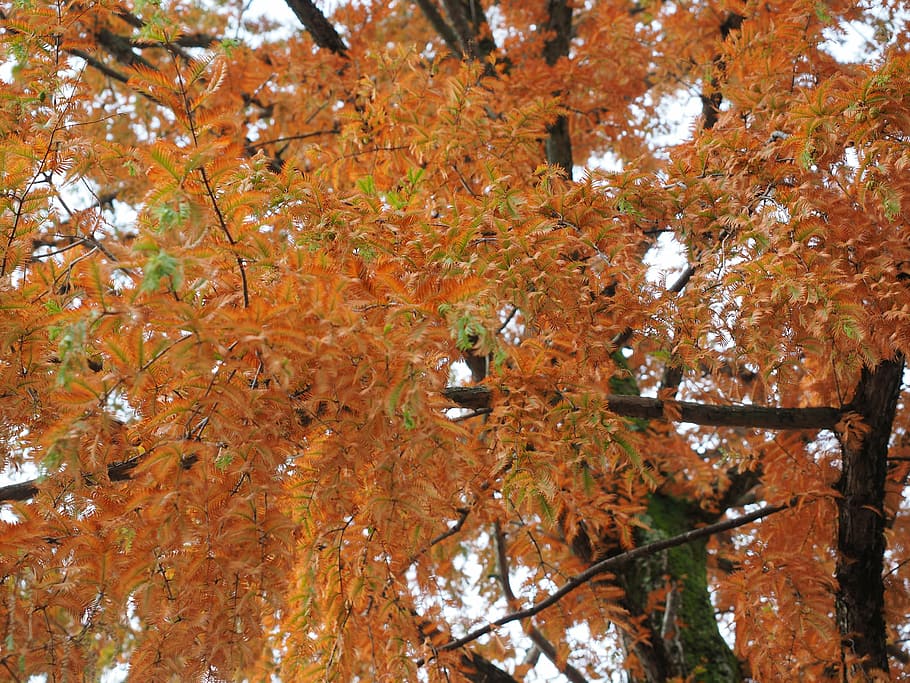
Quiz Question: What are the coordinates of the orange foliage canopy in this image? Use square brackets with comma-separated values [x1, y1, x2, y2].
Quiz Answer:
[0, 1, 908, 681]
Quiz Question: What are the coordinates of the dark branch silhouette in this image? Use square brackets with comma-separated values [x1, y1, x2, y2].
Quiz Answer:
[284, 0, 348, 55]
[443, 386, 842, 430]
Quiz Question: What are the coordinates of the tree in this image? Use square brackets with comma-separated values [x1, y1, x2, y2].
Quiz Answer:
[0, 0, 907, 680]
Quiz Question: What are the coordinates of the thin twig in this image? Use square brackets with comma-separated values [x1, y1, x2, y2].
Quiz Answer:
[408, 507, 471, 566]
[612, 264, 695, 349]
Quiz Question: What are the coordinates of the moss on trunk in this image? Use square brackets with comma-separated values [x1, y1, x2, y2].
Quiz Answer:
[621, 493, 741, 683]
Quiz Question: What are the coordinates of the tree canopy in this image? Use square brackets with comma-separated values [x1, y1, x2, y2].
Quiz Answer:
[0, 0, 908, 681]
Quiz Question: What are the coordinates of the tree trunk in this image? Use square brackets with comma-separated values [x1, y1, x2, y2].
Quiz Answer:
[620, 493, 742, 683]
[835, 356, 905, 678]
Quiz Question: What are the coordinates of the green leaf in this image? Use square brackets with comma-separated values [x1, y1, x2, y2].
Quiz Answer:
[452, 314, 486, 352]
[141, 250, 183, 293]
[357, 175, 377, 196]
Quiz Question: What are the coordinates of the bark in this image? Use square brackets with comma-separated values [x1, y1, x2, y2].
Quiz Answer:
[283, 0, 348, 55]
[542, 0, 573, 175]
[835, 356, 905, 678]
[700, 12, 744, 130]
[443, 386, 842, 430]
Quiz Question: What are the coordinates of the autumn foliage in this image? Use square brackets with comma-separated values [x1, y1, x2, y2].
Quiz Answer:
[0, 1, 908, 681]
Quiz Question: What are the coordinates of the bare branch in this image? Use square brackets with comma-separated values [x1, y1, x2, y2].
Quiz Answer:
[414, 0, 462, 56]
[0, 452, 198, 504]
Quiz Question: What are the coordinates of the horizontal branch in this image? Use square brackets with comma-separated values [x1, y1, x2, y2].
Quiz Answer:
[0, 453, 197, 504]
[435, 500, 792, 655]
[442, 386, 841, 430]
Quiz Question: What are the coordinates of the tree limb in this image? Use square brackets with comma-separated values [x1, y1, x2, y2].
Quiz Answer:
[435, 500, 791, 655]
[0, 452, 198, 504]
[494, 523, 590, 683]
[284, 0, 348, 55]
[458, 652, 520, 683]
[442, 386, 841, 430]
[414, 0, 462, 56]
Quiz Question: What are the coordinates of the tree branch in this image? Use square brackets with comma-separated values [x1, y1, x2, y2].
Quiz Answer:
[541, 0, 573, 174]
[442, 386, 841, 430]
[284, 0, 348, 55]
[458, 652, 520, 683]
[0, 452, 198, 504]
[435, 500, 791, 655]
[494, 523, 589, 683]
[414, 0, 462, 56]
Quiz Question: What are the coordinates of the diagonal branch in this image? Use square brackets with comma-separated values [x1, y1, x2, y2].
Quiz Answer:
[442, 386, 842, 430]
[435, 500, 792, 655]
[494, 523, 590, 683]
[414, 0, 462, 56]
[284, 0, 348, 55]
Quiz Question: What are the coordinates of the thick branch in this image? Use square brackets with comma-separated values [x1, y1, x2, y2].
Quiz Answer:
[439, 0, 497, 65]
[700, 12, 744, 130]
[284, 0, 348, 55]
[436, 500, 791, 654]
[541, 0, 573, 174]
[458, 652, 520, 683]
[442, 386, 841, 430]
[414, 0, 462, 56]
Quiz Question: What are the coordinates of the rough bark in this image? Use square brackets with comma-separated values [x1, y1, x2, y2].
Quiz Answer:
[835, 356, 905, 678]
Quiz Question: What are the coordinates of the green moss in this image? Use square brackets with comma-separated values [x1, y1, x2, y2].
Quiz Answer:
[624, 494, 741, 683]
